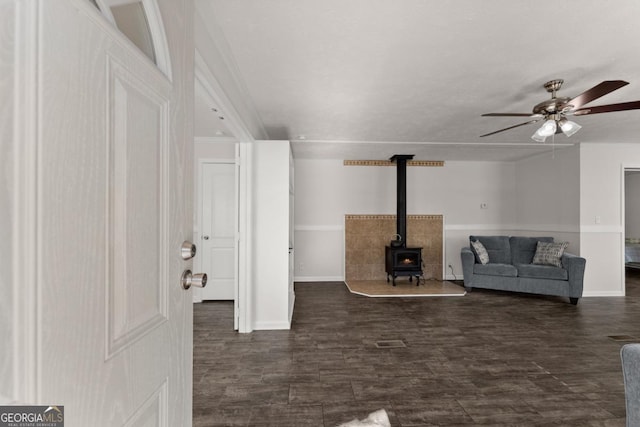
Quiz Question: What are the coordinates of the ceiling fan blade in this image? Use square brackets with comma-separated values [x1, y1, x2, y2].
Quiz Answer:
[573, 100, 640, 116]
[565, 80, 629, 110]
[482, 113, 539, 117]
[480, 119, 542, 137]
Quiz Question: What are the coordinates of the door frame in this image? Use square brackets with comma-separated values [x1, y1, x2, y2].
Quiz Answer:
[622, 165, 640, 296]
[194, 157, 240, 328]
[194, 52, 256, 333]
[236, 142, 253, 333]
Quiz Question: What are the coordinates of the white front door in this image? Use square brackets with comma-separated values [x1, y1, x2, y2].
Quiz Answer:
[12, 1, 193, 425]
[200, 162, 236, 300]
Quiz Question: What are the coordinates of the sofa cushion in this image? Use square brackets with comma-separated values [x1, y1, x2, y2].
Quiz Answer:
[469, 236, 512, 264]
[516, 263, 568, 281]
[470, 240, 490, 264]
[533, 241, 569, 268]
[510, 236, 554, 265]
[473, 263, 518, 277]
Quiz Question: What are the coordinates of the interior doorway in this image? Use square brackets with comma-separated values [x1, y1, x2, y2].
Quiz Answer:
[195, 160, 238, 325]
[624, 169, 640, 297]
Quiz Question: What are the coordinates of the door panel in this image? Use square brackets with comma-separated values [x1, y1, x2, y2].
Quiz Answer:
[35, 2, 191, 425]
[201, 163, 236, 300]
[107, 56, 169, 357]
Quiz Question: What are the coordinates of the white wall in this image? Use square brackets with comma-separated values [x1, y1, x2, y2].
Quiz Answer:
[625, 171, 640, 237]
[294, 144, 640, 296]
[294, 159, 518, 281]
[194, 139, 235, 159]
[513, 145, 581, 252]
[580, 143, 640, 296]
[252, 141, 292, 329]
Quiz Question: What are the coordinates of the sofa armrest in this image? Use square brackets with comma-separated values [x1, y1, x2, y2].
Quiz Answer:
[461, 247, 476, 287]
[562, 252, 586, 298]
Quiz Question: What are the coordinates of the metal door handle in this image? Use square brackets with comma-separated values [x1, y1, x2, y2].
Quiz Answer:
[181, 270, 207, 290]
[203, 235, 209, 240]
[181, 241, 196, 260]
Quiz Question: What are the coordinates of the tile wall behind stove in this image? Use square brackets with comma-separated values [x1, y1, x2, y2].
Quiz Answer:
[344, 214, 443, 282]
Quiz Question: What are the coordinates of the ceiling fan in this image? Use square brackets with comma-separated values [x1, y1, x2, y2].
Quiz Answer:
[480, 79, 640, 142]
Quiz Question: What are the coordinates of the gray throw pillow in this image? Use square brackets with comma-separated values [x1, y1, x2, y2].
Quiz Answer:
[532, 241, 569, 268]
[470, 240, 490, 264]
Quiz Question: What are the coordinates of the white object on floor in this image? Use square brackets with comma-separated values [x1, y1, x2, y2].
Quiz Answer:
[338, 409, 391, 427]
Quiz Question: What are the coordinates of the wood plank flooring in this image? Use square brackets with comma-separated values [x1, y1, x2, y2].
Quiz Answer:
[194, 273, 640, 426]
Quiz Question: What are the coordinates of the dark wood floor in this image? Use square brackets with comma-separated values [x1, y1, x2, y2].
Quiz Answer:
[193, 271, 640, 426]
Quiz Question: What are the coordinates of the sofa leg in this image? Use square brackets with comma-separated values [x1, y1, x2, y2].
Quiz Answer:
[569, 297, 579, 305]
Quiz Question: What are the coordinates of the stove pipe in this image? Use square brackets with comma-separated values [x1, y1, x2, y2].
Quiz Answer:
[390, 154, 414, 248]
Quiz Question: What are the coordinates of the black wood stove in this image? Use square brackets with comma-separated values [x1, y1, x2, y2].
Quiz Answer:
[385, 154, 423, 286]
[385, 245, 423, 285]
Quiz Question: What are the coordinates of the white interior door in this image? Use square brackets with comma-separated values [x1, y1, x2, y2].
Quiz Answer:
[200, 162, 236, 300]
[23, 2, 193, 425]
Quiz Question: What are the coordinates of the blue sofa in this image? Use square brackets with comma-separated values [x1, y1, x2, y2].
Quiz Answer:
[460, 236, 586, 305]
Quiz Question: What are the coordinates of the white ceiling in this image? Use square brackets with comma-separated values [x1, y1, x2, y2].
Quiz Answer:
[194, 0, 640, 161]
[194, 81, 236, 140]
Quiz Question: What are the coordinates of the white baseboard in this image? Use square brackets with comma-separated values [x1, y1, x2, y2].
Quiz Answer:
[252, 320, 291, 330]
[582, 291, 625, 297]
[445, 273, 463, 281]
[294, 276, 344, 282]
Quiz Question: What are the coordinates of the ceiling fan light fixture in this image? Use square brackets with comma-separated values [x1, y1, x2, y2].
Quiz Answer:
[558, 118, 582, 137]
[538, 119, 557, 137]
[531, 119, 556, 142]
[481, 79, 640, 139]
[531, 128, 548, 143]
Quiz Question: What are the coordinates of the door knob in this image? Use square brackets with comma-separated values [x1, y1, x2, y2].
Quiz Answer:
[203, 235, 209, 240]
[181, 241, 196, 260]
[181, 269, 207, 290]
